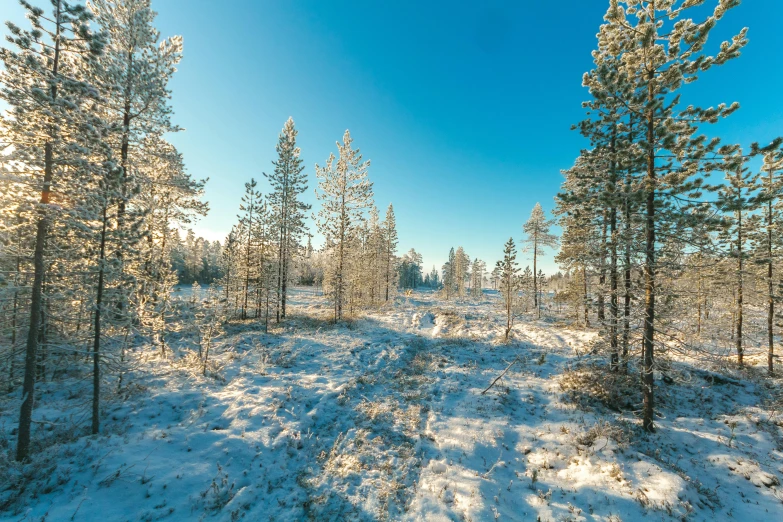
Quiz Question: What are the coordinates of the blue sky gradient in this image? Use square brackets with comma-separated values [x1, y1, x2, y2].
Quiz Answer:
[1, 0, 781, 274]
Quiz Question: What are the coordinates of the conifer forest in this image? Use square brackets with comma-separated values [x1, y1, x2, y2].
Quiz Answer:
[0, 1, 782, 520]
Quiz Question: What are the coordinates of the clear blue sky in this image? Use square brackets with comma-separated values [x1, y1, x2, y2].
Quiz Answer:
[2, 1, 781, 274]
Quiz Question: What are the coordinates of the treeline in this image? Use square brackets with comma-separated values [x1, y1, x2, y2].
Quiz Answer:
[215, 124, 408, 324]
[170, 229, 223, 285]
[555, 0, 782, 432]
[439, 203, 558, 316]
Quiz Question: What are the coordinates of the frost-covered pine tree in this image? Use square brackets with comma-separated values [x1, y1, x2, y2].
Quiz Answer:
[470, 258, 486, 299]
[315, 130, 373, 320]
[0, 0, 104, 461]
[598, 0, 746, 432]
[89, 0, 181, 213]
[522, 203, 558, 318]
[220, 227, 241, 314]
[717, 147, 759, 366]
[442, 247, 455, 300]
[537, 269, 547, 312]
[427, 266, 440, 289]
[383, 204, 398, 301]
[264, 117, 309, 321]
[194, 284, 227, 376]
[453, 247, 469, 298]
[497, 238, 520, 341]
[554, 201, 595, 328]
[134, 137, 207, 353]
[236, 179, 263, 320]
[573, 32, 643, 369]
[367, 205, 382, 303]
[89, 0, 183, 317]
[398, 249, 423, 290]
[753, 143, 783, 375]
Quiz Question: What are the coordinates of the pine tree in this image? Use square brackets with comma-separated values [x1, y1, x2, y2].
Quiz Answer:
[236, 179, 263, 320]
[1, 0, 104, 461]
[89, 0, 182, 233]
[453, 247, 470, 298]
[383, 204, 398, 301]
[537, 269, 547, 313]
[497, 238, 520, 341]
[315, 130, 373, 320]
[522, 203, 558, 318]
[470, 258, 486, 299]
[754, 143, 783, 375]
[134, 137, 207, 353]
[195, 284, 227, 376]
[600, 0, 746, 432]
[367, 205, 382, 303]
[717, 147, 759, 366]
[428, 266, 440, 289]
[399, 249, 423, 290]
[264, 117, 309, 321]
[442, 247, 456, 300]
[554, 205, 594, 328]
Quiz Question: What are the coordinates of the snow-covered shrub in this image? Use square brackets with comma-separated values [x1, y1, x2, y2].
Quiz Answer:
[560, 362, 640, 412]
[199, 463, 235, 512]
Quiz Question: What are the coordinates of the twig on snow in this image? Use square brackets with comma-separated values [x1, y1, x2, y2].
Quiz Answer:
[481, 356, 520, 395]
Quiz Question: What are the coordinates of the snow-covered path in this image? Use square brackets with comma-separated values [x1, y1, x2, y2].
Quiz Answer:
[2, 290, 782, 521]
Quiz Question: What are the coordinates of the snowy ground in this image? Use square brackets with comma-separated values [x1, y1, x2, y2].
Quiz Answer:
[2, 288, 783, 521]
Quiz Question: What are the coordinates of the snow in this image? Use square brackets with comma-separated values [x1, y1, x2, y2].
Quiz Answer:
[2, 288, 782, 521]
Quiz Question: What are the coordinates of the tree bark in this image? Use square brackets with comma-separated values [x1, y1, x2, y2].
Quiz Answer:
[533, 234, 538, 312]
[768, 167, 775, 375]
[92, 204, 109, 435]
[609, 126, 619, 371]
[642, 64, 656, 433]
[736, 206, 744, 366]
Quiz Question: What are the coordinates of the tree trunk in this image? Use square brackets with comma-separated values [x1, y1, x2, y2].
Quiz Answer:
[281, 227, 288, 319]
[697, 259, 702, 335]
[265, 285, 270, 333]
[92, 204, 109, 435]
[609, 127, 619, 371]
[736, 207, 744, 366]
[533, 236, 538, 312]
[385, 242, 391, 301]
[623, 190, 632, 372]
[9, 245, 20, 392]
[505, 278, 512, 341]
[598, 211, 607, 324]
[242, 205, 253, 320]
[768, 167, 775, 376]
[642, 67, 656, 433]
[583, 265, 589, 327]
[336, 183, 346, 321]
[17, 2, 62, 461]
[277, 219, 284, 323]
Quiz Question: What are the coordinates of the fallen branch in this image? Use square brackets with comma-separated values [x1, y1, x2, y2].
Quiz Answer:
[481, 356, 520, 395]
